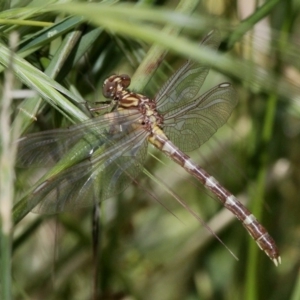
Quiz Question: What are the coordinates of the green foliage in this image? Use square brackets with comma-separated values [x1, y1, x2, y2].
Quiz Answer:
[0, 0, 299, 299]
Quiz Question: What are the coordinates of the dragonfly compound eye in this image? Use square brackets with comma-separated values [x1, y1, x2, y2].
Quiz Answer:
[103, 81, 116, 98]
[102, 75, 123, 99]
[120, 74, 131, 88]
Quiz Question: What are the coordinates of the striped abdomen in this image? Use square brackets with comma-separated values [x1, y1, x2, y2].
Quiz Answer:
[149, 126, 281, 266]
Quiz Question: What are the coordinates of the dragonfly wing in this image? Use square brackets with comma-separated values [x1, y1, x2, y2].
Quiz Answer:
[29, 128, 149, 213]
[156, 30, 222, 114]
[16, 109, 142, 167]
[162, 83, 238, 152]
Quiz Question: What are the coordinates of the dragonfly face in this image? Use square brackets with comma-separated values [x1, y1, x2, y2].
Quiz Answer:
[102, 74, 131, 99]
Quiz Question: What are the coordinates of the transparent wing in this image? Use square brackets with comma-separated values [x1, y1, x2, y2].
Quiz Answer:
[162, 83, 238, 152]
[16, 109, 142, 167]
[26, 127, 149, 214]
[17, 109, 149, 213]
[156, 30, 222, 114]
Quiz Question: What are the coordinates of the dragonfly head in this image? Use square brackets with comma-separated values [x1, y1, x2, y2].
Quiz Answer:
[103, 74, 131, 99]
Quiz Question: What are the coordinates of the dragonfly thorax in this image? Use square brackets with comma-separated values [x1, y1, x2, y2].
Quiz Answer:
[103, 74, 164, 131]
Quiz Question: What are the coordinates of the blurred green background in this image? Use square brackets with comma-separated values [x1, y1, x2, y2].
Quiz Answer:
[0, 0, 299, 299]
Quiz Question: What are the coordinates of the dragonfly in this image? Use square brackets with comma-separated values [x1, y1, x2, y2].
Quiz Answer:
[17, 30, 280, 266]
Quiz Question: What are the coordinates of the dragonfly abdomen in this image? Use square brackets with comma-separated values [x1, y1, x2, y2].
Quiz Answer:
[150, 126, 280, 266]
